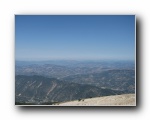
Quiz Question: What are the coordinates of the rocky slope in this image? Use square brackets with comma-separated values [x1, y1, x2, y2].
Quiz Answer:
[15, 75, 126, 105]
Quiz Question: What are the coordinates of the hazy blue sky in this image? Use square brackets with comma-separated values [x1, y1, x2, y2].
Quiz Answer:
[15, 15, 135, 61]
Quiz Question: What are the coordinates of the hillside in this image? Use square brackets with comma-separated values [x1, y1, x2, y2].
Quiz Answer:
[15, 75, 125, 105]
[62, 69, 135, 93]
[57, 94, 135, 106]
[15, 61, 135, 105]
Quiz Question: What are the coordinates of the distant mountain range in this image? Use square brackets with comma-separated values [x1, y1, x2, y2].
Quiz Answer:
[15, 60, 135, 78]
[61, 69, 135, 93]
[15, 75, 126, 105]
[15, 60, 135, 105]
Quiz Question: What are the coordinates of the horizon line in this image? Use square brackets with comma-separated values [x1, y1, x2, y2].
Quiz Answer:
[15, 59, 135, 62]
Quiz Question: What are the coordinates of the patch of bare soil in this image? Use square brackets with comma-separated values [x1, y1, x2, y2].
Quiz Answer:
[55, 94, 135, 106]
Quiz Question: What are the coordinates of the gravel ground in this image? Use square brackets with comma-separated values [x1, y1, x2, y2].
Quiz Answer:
[55, 94, 135, 106]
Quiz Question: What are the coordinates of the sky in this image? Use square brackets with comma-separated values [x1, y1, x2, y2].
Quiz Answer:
[15, 15, 135, 61]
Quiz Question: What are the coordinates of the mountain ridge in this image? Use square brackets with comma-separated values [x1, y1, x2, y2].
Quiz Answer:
[15, 75, 126, 105]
